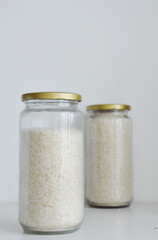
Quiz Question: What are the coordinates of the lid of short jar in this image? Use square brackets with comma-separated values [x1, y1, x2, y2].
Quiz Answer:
[22, 92, 82, 102]
[86, 104, 131, 111]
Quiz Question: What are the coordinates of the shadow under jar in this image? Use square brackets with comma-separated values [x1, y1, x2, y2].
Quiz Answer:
[19, 92, 84, 234]
[86, 104, 133, 208]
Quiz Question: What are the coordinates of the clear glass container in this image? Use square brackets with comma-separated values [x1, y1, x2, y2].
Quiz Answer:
[19, 92, 84, 234]
[86, 104, 133, 207]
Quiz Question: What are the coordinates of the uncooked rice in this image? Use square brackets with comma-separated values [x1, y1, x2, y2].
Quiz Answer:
[86, 112, 132, 206]
[19, 128, 84, 231]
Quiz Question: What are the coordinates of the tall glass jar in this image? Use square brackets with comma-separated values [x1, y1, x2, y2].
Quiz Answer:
[86, 104, 133, 207]
[19, 92, 84, 234]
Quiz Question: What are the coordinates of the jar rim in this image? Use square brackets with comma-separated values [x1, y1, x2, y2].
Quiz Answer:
[22, 92, 82, 102]
[86, 104, 131, 111]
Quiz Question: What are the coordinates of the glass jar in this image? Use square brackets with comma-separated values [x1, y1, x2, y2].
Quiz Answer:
[86, 104, 133, 207]
[19, 92, 84, 234]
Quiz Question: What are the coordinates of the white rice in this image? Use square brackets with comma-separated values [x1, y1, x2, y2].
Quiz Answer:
[19, 128, 84, 231]
[86, 112, 132, 206]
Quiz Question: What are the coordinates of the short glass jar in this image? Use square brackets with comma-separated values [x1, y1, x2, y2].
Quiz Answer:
[19, 92, 84, 234]
[86, 104, 133, 207]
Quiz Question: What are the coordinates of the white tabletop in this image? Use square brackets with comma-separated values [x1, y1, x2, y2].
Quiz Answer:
[0, 202, 158, 240]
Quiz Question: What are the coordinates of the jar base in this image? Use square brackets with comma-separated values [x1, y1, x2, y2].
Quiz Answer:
[21, 223, 81, 235]
[87, 200, 131, 208]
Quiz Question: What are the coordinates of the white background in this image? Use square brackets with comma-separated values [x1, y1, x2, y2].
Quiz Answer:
[0, 0, 158, 203]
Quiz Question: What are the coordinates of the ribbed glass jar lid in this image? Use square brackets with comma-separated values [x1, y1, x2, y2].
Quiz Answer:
[22, 92, 82, 102]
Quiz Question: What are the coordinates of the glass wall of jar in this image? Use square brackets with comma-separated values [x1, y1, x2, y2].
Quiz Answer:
[19, 92, 84, 234]
[86, 104, 133, 207]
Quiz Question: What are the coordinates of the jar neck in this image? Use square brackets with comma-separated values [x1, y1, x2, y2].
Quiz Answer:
[24, 99, 79, 110]
[90, 109, 129, 116]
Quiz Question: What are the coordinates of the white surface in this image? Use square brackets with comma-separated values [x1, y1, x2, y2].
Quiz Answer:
[1, 203, 158, 240]
[0, 0, 158, 202]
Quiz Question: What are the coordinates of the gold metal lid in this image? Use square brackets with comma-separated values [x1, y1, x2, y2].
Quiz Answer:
[87, 104, 131, 111]
[22, 92, 82, 102]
